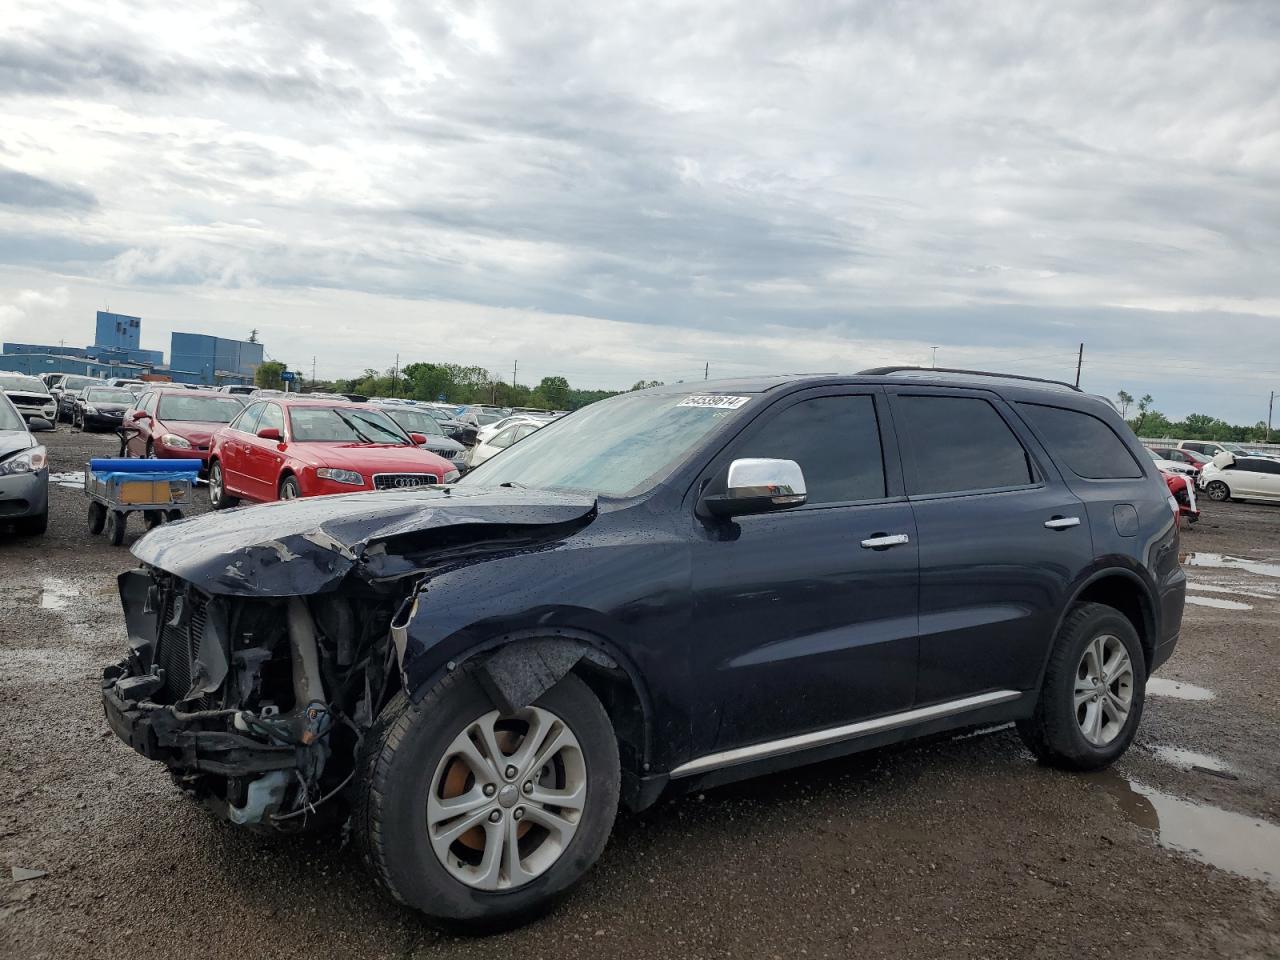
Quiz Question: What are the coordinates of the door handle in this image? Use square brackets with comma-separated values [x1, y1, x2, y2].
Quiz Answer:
[861, 533, 910, 549]
[1044, 516, 1081, 530]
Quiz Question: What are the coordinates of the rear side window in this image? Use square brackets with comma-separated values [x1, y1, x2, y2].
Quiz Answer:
[1016, 403, 1142, 480]
[1239, 458, 1280, 474]
[894, 396, 1032, 496]
[733, 395, 886, 505]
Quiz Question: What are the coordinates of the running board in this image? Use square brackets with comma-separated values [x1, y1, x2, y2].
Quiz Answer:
[670, 689, 1023, 778]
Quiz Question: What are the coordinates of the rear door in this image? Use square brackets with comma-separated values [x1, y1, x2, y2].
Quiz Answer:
[689, 388, 920, 754]
[124, 392, 157, 456]
[220, 401, 264, 496]
[887, 388, 1095, 704]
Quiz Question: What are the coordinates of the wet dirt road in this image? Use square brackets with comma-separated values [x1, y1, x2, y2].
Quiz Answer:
[2, 429, 1278, 958]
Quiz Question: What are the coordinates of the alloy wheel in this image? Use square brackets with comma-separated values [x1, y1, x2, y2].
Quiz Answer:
[1205, 481, 1229, 502]
[209, 464, 223, 507]
[427, 706, 586, 891]
[1074, 634, 1133, 746]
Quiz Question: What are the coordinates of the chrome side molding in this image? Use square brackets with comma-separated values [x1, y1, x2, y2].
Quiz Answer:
[670, 689, 1023, 778]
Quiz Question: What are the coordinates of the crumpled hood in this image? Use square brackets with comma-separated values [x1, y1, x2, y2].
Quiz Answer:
[131, 485, 597, 596]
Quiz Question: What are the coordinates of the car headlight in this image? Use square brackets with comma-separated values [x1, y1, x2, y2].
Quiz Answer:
[84, 405, 98, 415]
[0, 445, 47, 476]
[443, 469, 460, 483]
[316, 467, 364, 485]
[160, 433, 192, 449]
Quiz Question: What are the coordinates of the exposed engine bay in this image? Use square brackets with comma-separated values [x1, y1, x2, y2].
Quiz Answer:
[102, 569, 404, 828]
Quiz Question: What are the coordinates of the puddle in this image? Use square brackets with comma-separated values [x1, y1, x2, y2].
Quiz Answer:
[48, 470, 85, 489]
[1146, 677, 1216, 701]
[1185, 581, 1277, 600]
[40, 578, 79, 611]
[1185, 595, 1253, 611]
[1099, 774, 1280, 891]
[1152, 745, 1231, 773]
[1184, 553, 1280, 579]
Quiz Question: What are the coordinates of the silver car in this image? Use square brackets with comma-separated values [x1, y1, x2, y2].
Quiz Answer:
[0, 393, 50, 535]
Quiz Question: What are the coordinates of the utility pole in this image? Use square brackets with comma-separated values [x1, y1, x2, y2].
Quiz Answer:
[1268, 390, 1275, 444]
[704, 362, 709, 380]
[1074, 342, 1084, 388]
[512, 359, 518, 389]
[394, 353, 399, 394]
[311, 356, 316, 387]
[931, 346, 938, 369]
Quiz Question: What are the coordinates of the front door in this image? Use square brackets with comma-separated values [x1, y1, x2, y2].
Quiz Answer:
[243, 402, 287, 501]
[689, 389, 919, 755]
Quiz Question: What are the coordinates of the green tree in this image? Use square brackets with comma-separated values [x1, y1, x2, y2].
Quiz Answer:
[1116, 390, 1133, 417]
[255, 360, 287, 390]
[536, 376, 570, 409]
[630, 380, 664, 391]
[1130, 394, 1155, 434]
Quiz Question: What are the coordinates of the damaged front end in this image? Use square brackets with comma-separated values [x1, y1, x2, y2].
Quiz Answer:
[102, 569, 401, 829]
[100, 486, 599, 829]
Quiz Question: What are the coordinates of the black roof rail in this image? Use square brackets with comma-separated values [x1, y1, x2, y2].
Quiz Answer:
[856, 365, 1082, 393]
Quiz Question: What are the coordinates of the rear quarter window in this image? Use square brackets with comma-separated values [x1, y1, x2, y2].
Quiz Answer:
[1016, 403, 1142, 480]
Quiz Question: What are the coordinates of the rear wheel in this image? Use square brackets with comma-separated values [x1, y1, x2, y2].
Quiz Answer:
[355, 670, 619, 932]
[1018, 602, 1145, 771]
[1204, 480, 1230, 502]
[279, 475, 300, 500]
[105, 510, 127, 546]
[208, 461, 238, 510]
[87, 500, 107, 534]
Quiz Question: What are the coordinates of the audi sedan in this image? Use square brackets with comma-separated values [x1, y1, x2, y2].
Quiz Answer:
[207, 398, 457, 507]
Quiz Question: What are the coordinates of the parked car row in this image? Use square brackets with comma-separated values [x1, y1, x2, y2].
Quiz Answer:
[1198, 452, 1280, 504]
[0, 392, 49, 535]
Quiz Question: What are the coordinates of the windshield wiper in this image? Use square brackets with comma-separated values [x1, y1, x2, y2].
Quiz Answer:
[333, 410, 375, 444]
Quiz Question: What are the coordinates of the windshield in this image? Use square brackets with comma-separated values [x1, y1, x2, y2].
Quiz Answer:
[385, 409, 445, 436]
[289, 406, 411, 444]
[157, 394, 244, 423]
[0, 398, 23, 431]
[461, 390, 754, 496]
[64, 376, 101, 390]
[85, 388, 137, 404]
[0, 375, 48, 394]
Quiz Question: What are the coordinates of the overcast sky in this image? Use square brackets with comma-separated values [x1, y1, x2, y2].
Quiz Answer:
[1, 0, 1278, 421]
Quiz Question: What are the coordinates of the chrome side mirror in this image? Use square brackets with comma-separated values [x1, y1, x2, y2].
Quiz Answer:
[704, 458, 807, 517]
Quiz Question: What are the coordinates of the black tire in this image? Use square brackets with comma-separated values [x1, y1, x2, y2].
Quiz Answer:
[279, 475, 301, 501]
[106, 510, 126, 546]
[1204, 480, 1230, 502]
[87, 500, 107, 535]
[208, 460, 239, 510]
[1017, 602, 1146, 771]
[143, 510, 165, 530]
[16, 509, 48, 536]
[165, 509, 183, 523]
[354, 669, 620, 932]
[145, 440, 156, 459]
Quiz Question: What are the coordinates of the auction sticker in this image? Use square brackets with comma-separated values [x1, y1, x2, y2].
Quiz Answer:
[677, 395, 751, 409]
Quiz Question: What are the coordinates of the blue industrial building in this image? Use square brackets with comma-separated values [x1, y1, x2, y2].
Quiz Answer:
[0, 312, 260, 386]
[170, 333, 263, 383]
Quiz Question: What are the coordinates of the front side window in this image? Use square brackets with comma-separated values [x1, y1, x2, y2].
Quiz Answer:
[1016, 403, 1143, 480]
[895, 396, 1032, 496]
[232, 402, 265, 433]
[257, 403, 285, 435]
[1238, 458, 1279, 475]
[0, 398, 23, 431]
[731, 395, 886, 505]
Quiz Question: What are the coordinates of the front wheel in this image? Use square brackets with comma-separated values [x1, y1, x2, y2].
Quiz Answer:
[279, 475, 300, 500]
[1017, 602, 1146, 771]
[1204, 480, 1230, 502]
[355, 670, 620, 932]
[208, 461, 239, 510]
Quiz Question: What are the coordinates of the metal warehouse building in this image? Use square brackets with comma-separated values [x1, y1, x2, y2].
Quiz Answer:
[169, 333, 264, 383]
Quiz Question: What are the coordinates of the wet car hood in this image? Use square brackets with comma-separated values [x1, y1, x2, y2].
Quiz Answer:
[132, 485, 597, 596]
[0, 430, 36, 459]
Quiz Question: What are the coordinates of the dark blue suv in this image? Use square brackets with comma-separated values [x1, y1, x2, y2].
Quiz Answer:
[102, 368, 1185, 930]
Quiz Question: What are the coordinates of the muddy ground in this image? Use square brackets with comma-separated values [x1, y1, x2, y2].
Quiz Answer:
[2, 427, 1278, 959]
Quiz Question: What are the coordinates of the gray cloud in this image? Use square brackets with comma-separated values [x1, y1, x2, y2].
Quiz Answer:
[0, 0, 1278, 420]
[0, 168, 96, 210]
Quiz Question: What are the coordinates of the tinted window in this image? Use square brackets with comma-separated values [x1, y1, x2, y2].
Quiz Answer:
[1016, 403, 1142, 480]
[896, 396, 1032, 495]
[1238, 458, 1280, 474]
[1182, 443, 1207, 454]
[0, 397, 23, 431]
[734, 395, 886, 505]
[257, 403, 285, 435]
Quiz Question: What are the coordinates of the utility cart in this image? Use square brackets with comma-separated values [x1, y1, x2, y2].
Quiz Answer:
[84, 458, 202, 545]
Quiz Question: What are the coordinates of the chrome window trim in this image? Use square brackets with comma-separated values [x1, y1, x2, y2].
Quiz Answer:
[670, 689, 1023, 778]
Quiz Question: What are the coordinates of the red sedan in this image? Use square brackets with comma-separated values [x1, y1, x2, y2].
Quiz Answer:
[207, 398, 457, 508]
[123, 389, 247, 466]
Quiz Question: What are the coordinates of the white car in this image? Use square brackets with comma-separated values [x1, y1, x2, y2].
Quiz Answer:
[1145, 448, 1197, 477]
[475, 414, 552, 445]
[466, 420, 542, 468]
[1198, 452, 1280, 504]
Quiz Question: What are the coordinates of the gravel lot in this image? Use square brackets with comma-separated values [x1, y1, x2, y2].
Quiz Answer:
[2, 427, 1278, 959]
